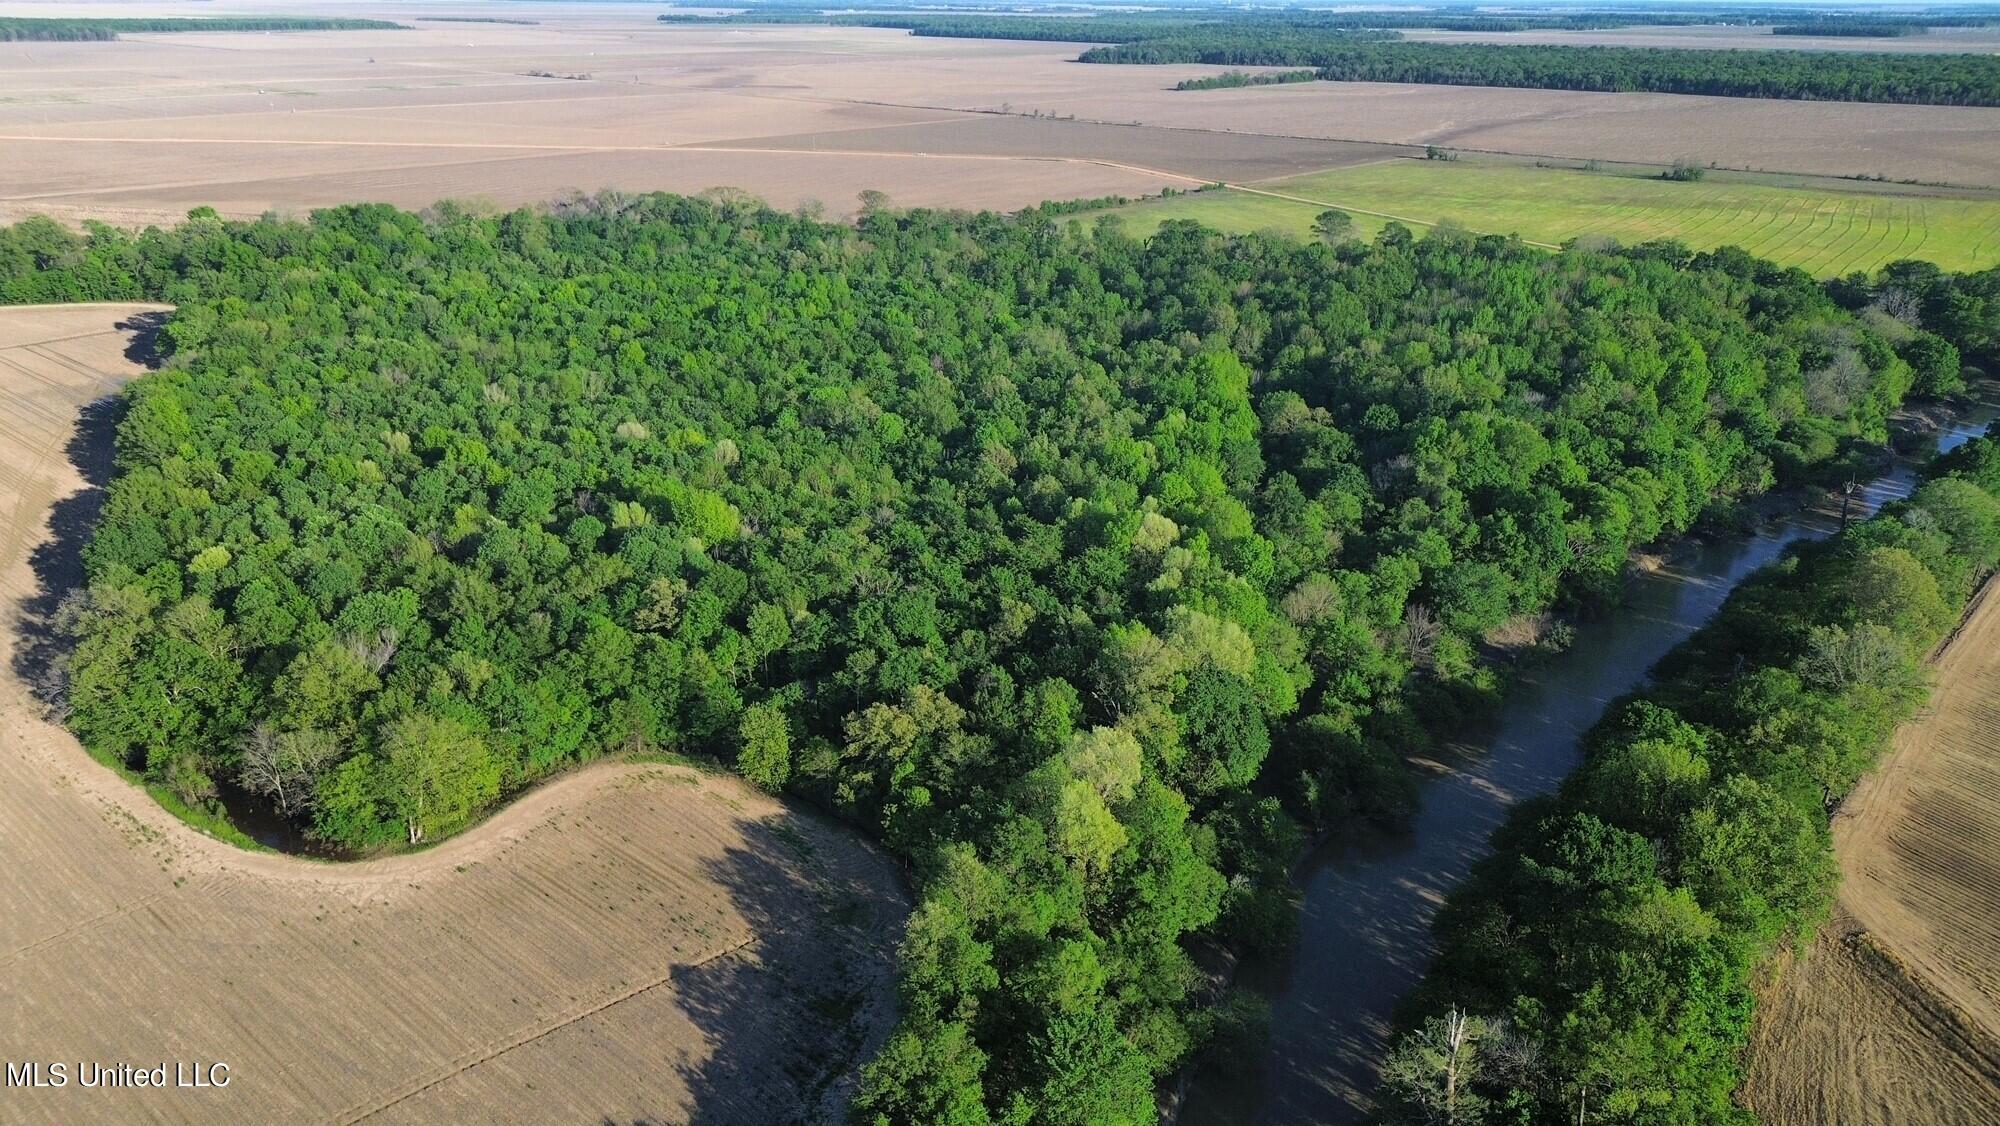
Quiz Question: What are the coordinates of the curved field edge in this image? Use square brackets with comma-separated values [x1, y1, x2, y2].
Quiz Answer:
[1092, 159, 2000, 277]
[1743, 575, 2000, 1125]
[0, 304, 906, 1122]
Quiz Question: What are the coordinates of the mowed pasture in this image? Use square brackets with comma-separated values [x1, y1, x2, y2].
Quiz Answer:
[1100, 160, 2000, 276]
[0, 307, 905, 1124]
[2, 7, 2000, 229]
[1744, 577, 2000, 1125]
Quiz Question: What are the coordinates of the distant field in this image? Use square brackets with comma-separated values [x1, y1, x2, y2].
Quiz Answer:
[1099, 160, 2000, 275]
[3, 16, 1998, 227]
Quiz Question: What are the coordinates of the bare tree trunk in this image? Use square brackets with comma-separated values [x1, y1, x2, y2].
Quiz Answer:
[1443, 1008, 1467, 1118]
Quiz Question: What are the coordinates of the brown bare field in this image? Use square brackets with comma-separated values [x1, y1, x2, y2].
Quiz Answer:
[2, 5, 1998, 229]
[991, 81, 2000, 189]
[9, 140, 1184, 228]
[708, 117, 1407, 185]
[1743, 577, 2000, 1126]
[0, 307, 906, 1122]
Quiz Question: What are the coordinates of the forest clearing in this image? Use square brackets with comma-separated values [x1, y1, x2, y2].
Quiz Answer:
[1099, 159, 2000, 277]
[0, 305, 904, 1124]
[1743, 576, 2000, 1125]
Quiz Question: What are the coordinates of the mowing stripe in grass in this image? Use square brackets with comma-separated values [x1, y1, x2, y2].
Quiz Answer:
[1735, 199, 1795, 259]
[1826, 201, 1875, 275]
[1095, 161, 2000, 276]
[1798, 202, 1859, 276]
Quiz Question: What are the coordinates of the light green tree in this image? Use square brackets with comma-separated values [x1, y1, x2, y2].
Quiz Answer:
[381, 713, 502, 844]
[737, 702, 791, 790]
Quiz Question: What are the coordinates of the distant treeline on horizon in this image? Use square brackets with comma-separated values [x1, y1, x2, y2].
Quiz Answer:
[656, 5, 2000, 108]
[0, 17, 405, 42]
[656, 2, 2000, 39]
[1091, 39, 2000, 107]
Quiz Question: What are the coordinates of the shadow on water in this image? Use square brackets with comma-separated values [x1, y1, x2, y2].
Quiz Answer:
[591, 809, 905, 1125]
[1185, 390, 2000, 1126]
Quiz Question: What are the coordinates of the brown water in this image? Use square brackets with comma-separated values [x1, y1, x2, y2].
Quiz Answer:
[1187, 401, 1999, 1125]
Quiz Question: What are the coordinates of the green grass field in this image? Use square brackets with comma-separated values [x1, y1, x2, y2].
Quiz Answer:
[1099, 161, 2000, 277]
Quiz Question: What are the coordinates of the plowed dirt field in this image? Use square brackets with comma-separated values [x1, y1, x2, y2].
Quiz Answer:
[1744, 577, 2000, 1125]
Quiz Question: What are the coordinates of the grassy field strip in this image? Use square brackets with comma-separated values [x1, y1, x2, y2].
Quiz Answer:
[1752, 198, 1816, 262]
[1230, 183, 1560, 248]
[1824, 200, 1880, 276]
[1815, 200, 1873, 276]
[1969, 199, 2000, 264]
[1794, 197, 1852, 275]
[1100, 160, 2000, 276]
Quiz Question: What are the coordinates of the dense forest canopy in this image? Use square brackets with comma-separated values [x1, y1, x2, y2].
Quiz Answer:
[2, 199, 1981, 1121]
[0, 17, 403, 41]
[1082, 39, 2000, 107]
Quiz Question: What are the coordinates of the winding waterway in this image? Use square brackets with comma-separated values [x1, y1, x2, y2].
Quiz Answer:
[1187, 397, 2000, 1126]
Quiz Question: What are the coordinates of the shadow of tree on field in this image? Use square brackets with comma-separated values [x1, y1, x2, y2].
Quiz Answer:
[596, 807, 908, 1126]
[8, 311, 165, 716]
[11, 394, 127, 715]
[117, 310, 171, 369]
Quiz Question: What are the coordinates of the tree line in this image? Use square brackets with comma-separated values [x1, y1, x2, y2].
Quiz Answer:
[1775, 12, 1999, 35]
[1083, 38, 2000, 108]
[656, 6, 1780, 40]
[657, 11, 1396, 45]
[1382, 261, 2000, 1124]
[0, 200, 1965, 1122]
[1173, 70, 1319, 92]
[0, 17, 404, 41]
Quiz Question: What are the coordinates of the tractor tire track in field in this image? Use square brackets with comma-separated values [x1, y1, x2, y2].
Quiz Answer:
[1729, 199, 1788, 259]
[339, 932, 763, 1124]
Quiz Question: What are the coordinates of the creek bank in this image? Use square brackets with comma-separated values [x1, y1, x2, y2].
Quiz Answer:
[1177, 389, 2000, 1126]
